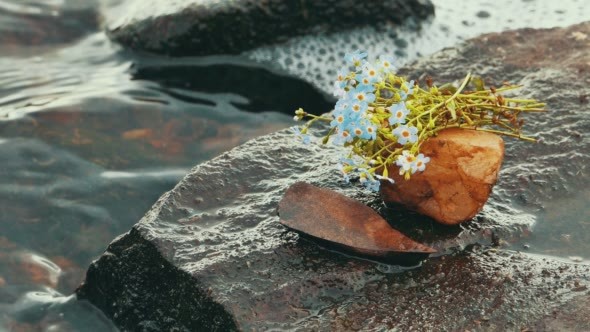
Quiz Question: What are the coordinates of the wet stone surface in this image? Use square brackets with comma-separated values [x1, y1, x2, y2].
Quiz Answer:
[104, 0, 434, 56]
[535, 294, 590, 331]
[77, 22, 590, 330]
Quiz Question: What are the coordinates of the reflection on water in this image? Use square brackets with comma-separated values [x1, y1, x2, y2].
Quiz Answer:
[0, 0, 588, 330]
[0, 2, 323, 328]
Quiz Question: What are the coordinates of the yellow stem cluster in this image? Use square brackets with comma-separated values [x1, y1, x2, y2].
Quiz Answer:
[297, 72, 544, 181]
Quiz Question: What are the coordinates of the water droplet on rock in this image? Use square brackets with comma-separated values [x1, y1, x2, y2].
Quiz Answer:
[476, 10, 491, 18]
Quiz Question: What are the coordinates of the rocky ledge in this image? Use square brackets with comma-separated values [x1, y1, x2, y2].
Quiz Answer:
[104, 0, 434, 56]
[77, 22, 590, 331]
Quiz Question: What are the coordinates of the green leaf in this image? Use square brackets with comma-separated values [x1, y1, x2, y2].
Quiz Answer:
[447, 100, 457, 120]
[472, 76, 485, 91]
[439, 83, 457, 94]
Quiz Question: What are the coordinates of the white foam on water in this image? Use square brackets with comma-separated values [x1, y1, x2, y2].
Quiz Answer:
[101, 168, 189, 179]
[247, 0, 589, 93]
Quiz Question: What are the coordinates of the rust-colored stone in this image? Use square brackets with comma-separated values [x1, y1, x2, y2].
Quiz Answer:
[279, 182, 435, 264]
[381, 128, 505, 225]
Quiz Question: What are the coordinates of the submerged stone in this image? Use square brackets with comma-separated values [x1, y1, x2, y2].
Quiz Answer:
[381, 128, 504, 225]
[279, 182, 435, 265]
[104, 0, 434, 56]
[77, 22, 590, 331]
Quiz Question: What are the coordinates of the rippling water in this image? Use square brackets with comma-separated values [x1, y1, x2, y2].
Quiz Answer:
[0, 0, 588, 330]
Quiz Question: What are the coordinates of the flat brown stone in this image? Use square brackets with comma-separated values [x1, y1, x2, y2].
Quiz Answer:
[279, 182, 435, 265]
[381, 128, 505, 225]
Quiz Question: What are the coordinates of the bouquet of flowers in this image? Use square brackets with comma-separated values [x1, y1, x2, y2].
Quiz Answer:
[293, 50, 544, 191]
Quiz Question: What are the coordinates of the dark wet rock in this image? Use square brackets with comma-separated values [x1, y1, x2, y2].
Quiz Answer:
[77, 22, 590, 330]
[104, 0, 434, 56]
[77, 229, 238, 331]
[279, 182, 435, 265]
[381, 128, 505, 225]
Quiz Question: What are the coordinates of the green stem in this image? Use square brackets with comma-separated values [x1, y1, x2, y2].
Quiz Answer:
[457, 94, 539, 104]
[306, 114, 333, 122]
[369, 141, 402, 160]
[464, 103, 546, 112]
[408, 72, 471, 124]
[473, 128, 536, 141]
[446, 72, 472, 106]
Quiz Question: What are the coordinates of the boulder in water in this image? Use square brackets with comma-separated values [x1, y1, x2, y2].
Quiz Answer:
[104, 0, 435, 56]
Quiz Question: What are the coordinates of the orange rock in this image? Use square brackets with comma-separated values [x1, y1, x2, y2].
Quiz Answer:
[380, 128, 505, 225]
[279, 182, 435, 265]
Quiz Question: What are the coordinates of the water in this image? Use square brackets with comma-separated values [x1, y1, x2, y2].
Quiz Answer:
[0, 0, 588, 330]
[248, 0, 590, 93]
